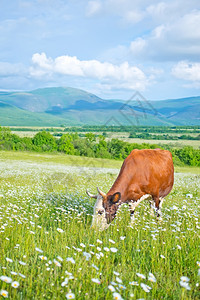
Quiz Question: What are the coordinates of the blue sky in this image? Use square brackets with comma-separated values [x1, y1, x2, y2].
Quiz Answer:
[0, 0, 200, 100]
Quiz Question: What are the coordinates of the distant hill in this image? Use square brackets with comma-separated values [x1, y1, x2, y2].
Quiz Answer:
[0, 87, 199, 126]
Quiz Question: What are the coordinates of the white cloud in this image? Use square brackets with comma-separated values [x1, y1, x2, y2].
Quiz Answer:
[128, 10, 200, 61]
[123, 9, 144, 24]
[172, 61, 200, 82]
[30, 52, 150, 91]
[130, 38, 146, 55]
[86, 1, 102, 17]
[0, 62, 26, 77]
[104, 0, 200, 24]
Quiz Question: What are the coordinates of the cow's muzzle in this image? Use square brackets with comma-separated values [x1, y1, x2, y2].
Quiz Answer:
[106, 212, 116, 224]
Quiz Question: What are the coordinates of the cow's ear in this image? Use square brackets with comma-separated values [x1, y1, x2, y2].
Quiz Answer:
[111, 192, 121, 203]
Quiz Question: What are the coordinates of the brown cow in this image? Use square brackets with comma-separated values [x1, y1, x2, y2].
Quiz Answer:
[87, 149, 174, 227]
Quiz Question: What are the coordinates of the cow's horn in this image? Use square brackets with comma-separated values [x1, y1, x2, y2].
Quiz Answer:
[86, 189, 97, 199]
[97, 187, 106, 197]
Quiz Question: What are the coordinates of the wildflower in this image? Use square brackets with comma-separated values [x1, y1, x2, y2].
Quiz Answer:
[108, 285, 115, 292]
[66, 257, 75, 264]
[113, 292, 123, 300]
[177, 245, 182, 250]
[92, 264, 99, 271]
[0, 276, 12, 283]
[148, 272, 156, 283]
[57, 228, 64, 233]
[179, 281, 191, 290]
[197, 261, 200, 267]
[19, 261, 26, 266]
[97, 247, 101, 251]
[0, 290, 8, 298]
[118, 284, 126, 290]
[39, 255, 47, 260]
[97, 239, 103, 244]
[10, 272, 17, 276]
[113, 271, 120, 276]
[92, 278, 101, 284]
[109, 239, 115, 244]
[186, 194, 193, 198]
[35, 247, 43, 253]
[80, 243, 86, 248]
[141, 283, 151, 293]
[104, 247, 110, 252]
[83, 252, 91, 261]
[120, 236, 126, 240]
[66, 292, 75, 299]
[129, 281, 139, 286]
[6, 258, 13, 263]
[76, 248, 82, 252]
[54, 259, 61, 267]
[61, 279, 68, 287]
[136, 273, 146, 280]
[65, 271, 73, 276]
[18, 273, 26, 278]
[116, 277, 122, 283]
[57, 256, 63, 262]
[11, 281, 19, 288]
[180, 276, 190, 282]
[110, 247, 118, 253]
[160, 255, 165, 259]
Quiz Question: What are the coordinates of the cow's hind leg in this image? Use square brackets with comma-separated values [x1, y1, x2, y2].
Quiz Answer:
[153, 196, 164, 219]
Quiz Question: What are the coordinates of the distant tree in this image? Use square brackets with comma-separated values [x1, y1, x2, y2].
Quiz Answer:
[33, 131, 57, 152]
[85, 133, 96, 143]
[57, 134, 75, 155]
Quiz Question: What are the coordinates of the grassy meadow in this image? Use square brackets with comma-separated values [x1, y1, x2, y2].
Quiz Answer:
[0, 151, 200, 299]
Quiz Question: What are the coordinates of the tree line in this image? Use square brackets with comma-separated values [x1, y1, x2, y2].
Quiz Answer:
[0, 126, 200, 166]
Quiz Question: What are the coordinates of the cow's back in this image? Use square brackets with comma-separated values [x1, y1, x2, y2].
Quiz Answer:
[127, 149, 174, 198]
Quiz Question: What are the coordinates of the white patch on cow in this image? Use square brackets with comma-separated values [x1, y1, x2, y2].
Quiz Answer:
[91, 195, 109, 231]
[129, 194, 152, 222]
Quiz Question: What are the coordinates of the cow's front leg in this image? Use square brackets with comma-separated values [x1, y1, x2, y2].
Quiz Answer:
[129, 194, 152, 222]
[149, 197, 155, 216]
[157, 197, 164, 218]
[129, 201, 135, 223]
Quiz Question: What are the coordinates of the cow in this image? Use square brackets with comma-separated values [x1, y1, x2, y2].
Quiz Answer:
[87, 149, 174, 229]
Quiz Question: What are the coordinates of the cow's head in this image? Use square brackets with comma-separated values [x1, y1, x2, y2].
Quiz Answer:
[86, 188, 108, 230]
[97, 187, 121, 224]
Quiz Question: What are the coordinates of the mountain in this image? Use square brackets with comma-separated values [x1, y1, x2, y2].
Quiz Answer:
[152, 97, 200, 125]
[0, 87, 199, 126]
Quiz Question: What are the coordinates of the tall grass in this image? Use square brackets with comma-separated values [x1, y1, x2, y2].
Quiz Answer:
[0, 153, 199, 299]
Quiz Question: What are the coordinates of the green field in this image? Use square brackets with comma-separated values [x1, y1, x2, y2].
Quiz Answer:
[0, 152, 200, 299]
[8, 126, 200, 150]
